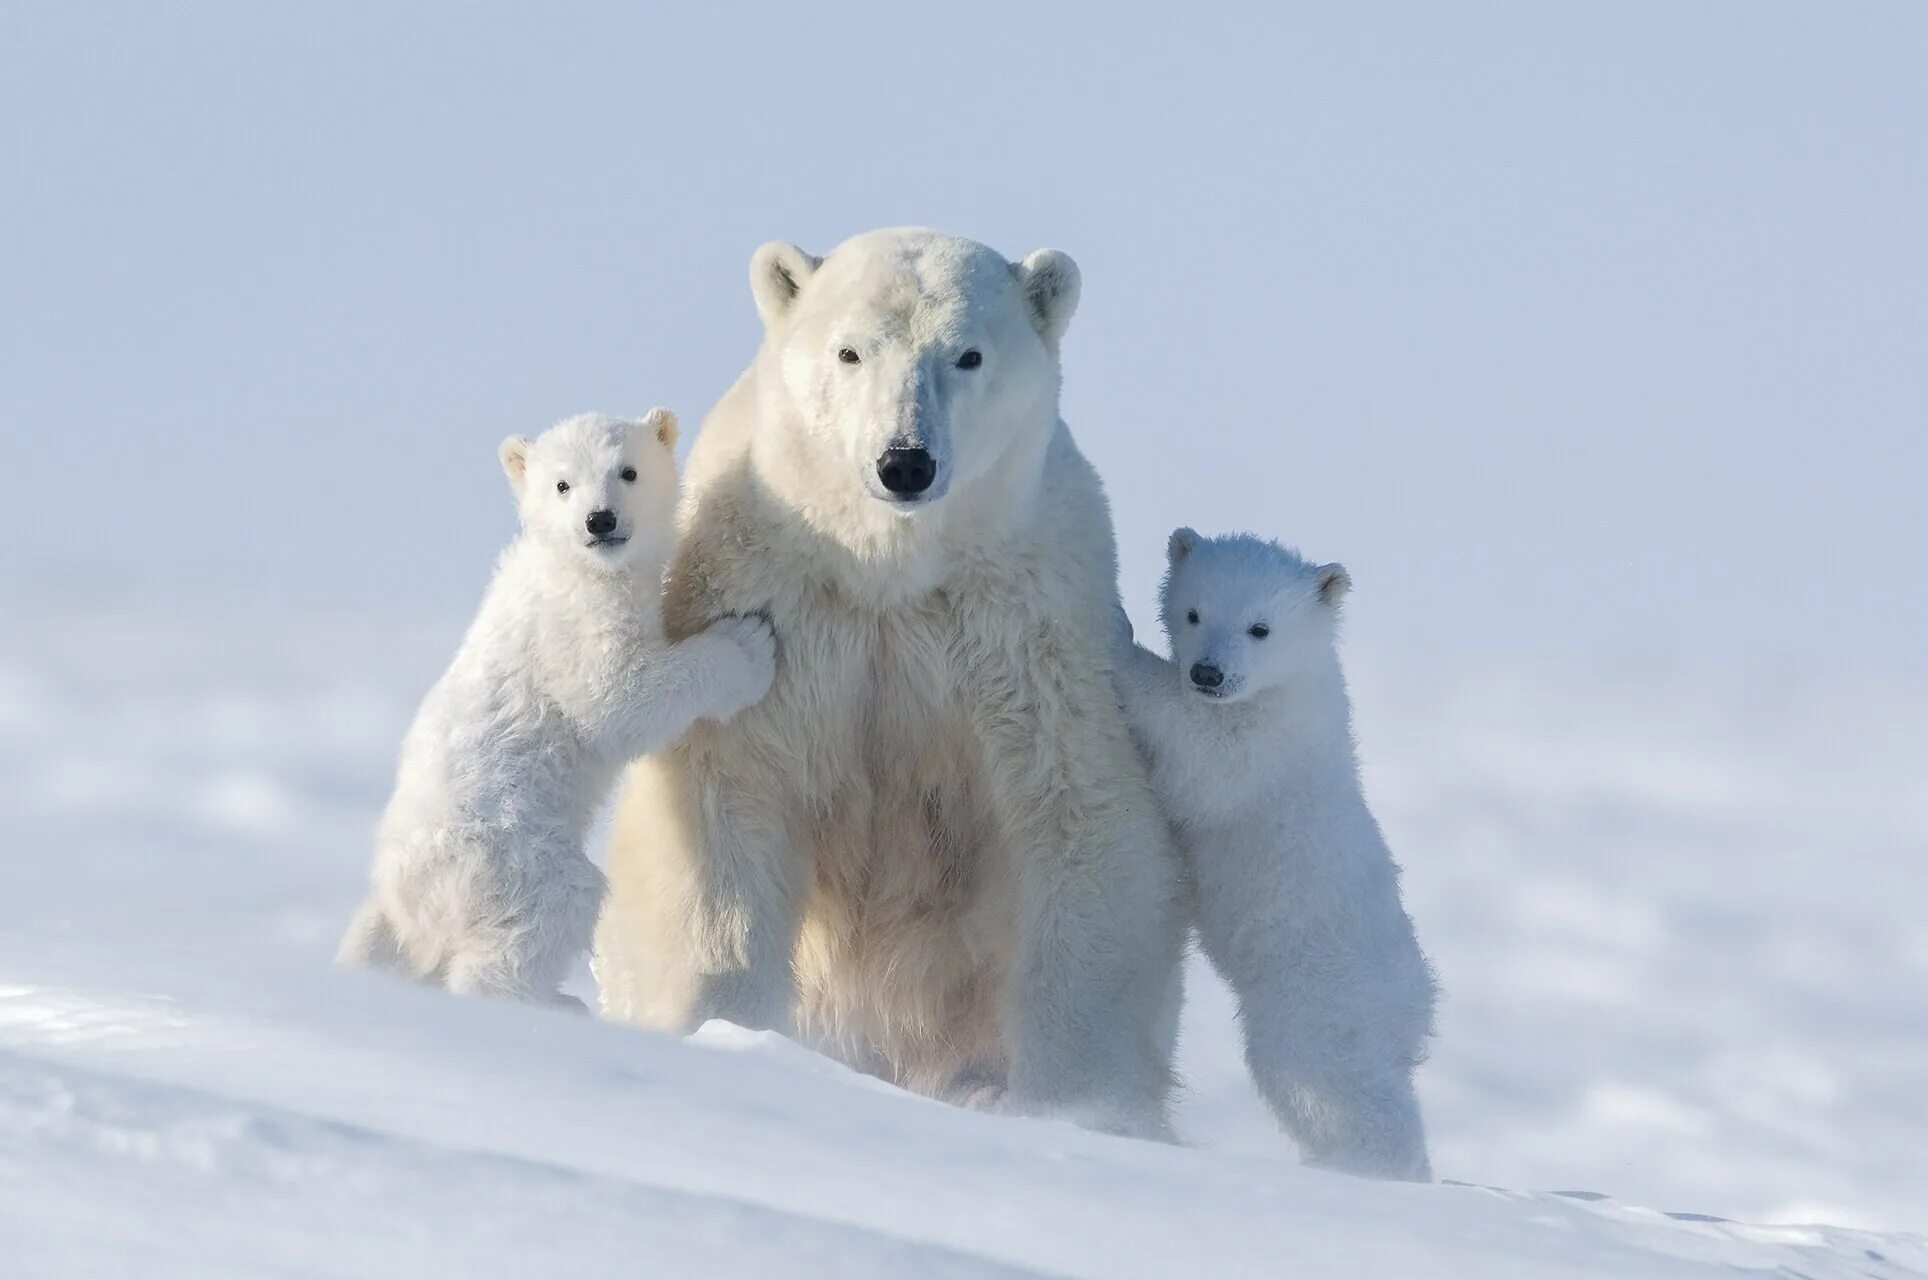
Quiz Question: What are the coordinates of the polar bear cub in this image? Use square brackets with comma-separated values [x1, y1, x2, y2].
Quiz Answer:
[1117, 529, 1437, 1179]
[339, 410, 777, 1007]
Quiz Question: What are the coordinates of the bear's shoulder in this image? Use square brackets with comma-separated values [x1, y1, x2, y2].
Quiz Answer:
[942, 421, 1119, 624]
[1030, 420, 1119, 574]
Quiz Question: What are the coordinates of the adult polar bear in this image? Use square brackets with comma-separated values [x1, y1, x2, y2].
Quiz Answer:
[595, 228, 1185, 1136]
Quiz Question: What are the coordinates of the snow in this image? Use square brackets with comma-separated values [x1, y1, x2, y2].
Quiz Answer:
[2, 604, 1922, 1277]
[6, 1, 1925, 1270]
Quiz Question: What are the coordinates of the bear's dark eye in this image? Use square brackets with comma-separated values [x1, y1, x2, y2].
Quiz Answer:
[1249, 623, 1271, 640]
[957, 349, 983, 369]
[1186, 610, 1200, 625]
[555, 480, 570, 495]
[837, 347, 861, 365]
[620, 467, 637, 483]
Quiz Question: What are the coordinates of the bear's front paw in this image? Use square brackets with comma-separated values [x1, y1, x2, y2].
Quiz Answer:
[705, 614, 777, 720]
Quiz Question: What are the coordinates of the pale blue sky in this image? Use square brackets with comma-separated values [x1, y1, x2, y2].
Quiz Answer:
[4, 2, 1923, 666]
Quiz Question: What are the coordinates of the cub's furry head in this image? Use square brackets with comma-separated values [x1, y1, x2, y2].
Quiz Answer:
[1159, 528, 1351, 704]
[499, 409, 680, 572]
[746, 227, 1079, 526]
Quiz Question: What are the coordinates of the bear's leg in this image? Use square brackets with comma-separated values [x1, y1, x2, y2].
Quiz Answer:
[597, 751, 804, 1032]
[1002, 838, 1182, 1139]
[968, 635, 1185, 1138]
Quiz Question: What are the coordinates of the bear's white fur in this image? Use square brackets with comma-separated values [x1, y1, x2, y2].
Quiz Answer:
[594, 229, 1186, 1136]
[1117, 530, 1437, 1178]
[340, 410, 776, 1006]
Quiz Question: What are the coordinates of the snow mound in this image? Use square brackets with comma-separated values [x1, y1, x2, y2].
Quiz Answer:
[1, 605, 1923, 1276]
[1, 963, 1921, 1279]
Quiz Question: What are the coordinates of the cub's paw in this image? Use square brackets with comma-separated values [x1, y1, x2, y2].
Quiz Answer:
[945, 1064, 1009, 1115]
[704, 614, 777, 720]
[1075, 1101, 1178, 1144]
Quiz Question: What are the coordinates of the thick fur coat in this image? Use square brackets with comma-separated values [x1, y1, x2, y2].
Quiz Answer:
[594, 229, 1185, 1137]
[340, 411, 775, 1005]
[1117, 530, 1438, 1178]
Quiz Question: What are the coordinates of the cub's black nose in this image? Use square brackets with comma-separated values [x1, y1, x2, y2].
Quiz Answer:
[876, 447, 937, 497]
[1190, 662, 1224, 690]
[585, 509, 618, 536]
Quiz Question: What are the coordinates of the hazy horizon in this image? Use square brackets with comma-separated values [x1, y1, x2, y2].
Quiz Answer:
[4, 3, 1923, 671]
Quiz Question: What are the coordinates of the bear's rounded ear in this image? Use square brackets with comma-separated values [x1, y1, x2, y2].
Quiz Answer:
[1317, 563, 1352, 605]
[641, 406, 678, 450]
[499, 435, 532, 492]
[749, 241, 821, 328]
[1168, 527, 1200, 564]
[1015, 248, 1081, 347]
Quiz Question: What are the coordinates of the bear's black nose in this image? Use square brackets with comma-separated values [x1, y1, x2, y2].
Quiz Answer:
[1190, 662, 1224, 690]
[876, 447, 937, 497]
[585, 509, 618, 536]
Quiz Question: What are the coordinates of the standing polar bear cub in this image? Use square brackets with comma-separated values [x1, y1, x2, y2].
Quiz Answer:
[340, 411, 776, 1006]
[1117, 531, 1437, 1178]
[595, 229, 1186, 1136]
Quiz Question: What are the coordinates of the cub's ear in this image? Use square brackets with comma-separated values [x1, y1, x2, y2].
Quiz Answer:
[1168, 526, 1200, 565]
[1015, 248, 1081, 347]
[1317, 563, 1352, 605]
[641, 406, 679, 449]
[750, 241, 821, 327]
[498, 435, 532, 492]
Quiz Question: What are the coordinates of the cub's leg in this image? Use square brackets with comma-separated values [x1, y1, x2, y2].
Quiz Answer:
[1239, 987, 1433, 1181]
[1199, 889, 1436, 1180]
[337, 898, 409, 973]
[439, 838, 606, 1007]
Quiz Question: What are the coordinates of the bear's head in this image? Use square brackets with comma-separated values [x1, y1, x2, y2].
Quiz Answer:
[499, 409, 680, 573]
[745, 228, 1079, 537]
[1159, 529, 1351, 705]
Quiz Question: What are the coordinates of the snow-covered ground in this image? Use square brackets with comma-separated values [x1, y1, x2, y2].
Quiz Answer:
[1, 601, 1922, 1276]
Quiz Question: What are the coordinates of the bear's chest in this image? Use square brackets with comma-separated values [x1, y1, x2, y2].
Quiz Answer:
[780, 587, 974, 775]
[775, 587, 1010, 1045]
[765, 584, 1006, 910]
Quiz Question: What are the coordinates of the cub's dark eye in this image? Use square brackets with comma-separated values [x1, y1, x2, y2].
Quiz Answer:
[620, 467, 637, 483]
[1185, 610, 1200, 625]
[957, 349, 983, 369]
[1249, 624, 1271, 640]
[555, 480, 570, 495]
[837, 347, 861, 365]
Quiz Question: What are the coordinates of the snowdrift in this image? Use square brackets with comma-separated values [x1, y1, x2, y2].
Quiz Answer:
[1, 606, 1922, 1276]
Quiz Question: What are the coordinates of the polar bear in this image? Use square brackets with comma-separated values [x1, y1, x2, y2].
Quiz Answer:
[594, 229, 1185, 1136]
[339, 410, 777, 1007]
[1116, 529, 1437, 1178]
